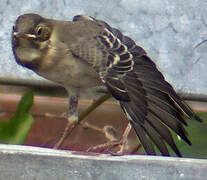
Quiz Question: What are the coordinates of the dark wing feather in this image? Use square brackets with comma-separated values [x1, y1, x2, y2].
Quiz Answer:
[71, 15, 202, 156]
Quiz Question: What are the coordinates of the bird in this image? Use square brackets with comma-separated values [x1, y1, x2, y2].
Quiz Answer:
[12, 13, 202, 157]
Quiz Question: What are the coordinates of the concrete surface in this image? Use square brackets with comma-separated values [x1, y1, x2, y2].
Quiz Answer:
[0, 144, 207, 180]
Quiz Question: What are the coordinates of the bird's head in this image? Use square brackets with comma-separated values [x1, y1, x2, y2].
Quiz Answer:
[12, 13, 52, 70]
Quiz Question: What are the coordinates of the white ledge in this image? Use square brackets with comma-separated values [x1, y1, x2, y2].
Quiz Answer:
[0, 144, 206, 180]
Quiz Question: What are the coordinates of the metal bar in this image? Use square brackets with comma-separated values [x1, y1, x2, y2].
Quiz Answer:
[1, 78, 207, 102]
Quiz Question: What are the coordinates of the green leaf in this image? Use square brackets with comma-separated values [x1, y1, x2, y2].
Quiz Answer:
[0, 90, 34, 144]
[169, 111, 207, 158]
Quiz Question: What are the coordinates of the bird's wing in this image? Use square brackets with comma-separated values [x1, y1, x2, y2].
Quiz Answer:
[70, 15, 202, 156]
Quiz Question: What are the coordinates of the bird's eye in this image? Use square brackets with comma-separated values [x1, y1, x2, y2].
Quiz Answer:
[36, 27, 43, 36]
[35, 24, 51, 41]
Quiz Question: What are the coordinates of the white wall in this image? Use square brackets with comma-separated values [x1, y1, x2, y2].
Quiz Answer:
[0, 0, 206, 94]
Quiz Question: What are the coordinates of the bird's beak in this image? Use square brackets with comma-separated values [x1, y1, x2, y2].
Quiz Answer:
[13, 32, 36, 39]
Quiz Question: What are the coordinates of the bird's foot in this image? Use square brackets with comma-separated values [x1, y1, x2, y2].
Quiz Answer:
[83, 122, 121, 153]
[87, 123, 140, 155]
[108, 123, 132, 155]
[82, 122, 118, 141]
[87, 137, 131, 155]
[86, 124, 128, 155]
[87, 139, 122, 153]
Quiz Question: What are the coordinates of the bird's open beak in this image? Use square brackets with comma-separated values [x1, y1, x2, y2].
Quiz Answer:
[13, 32, 36, 39]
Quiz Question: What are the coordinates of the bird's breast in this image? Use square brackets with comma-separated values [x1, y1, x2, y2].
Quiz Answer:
[38, 54, 102, 89]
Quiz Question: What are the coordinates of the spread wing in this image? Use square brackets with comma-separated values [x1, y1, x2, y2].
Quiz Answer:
[70, 15, 202, 156]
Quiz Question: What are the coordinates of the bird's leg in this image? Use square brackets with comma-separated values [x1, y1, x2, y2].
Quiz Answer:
[53, 92, 79, 149]
[110, 123, 132, 155]
[108, 123, 142, 155]
[79, 93, 118, 141]
[53, 93, 112, 149]
[79, 93, 125, 148]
